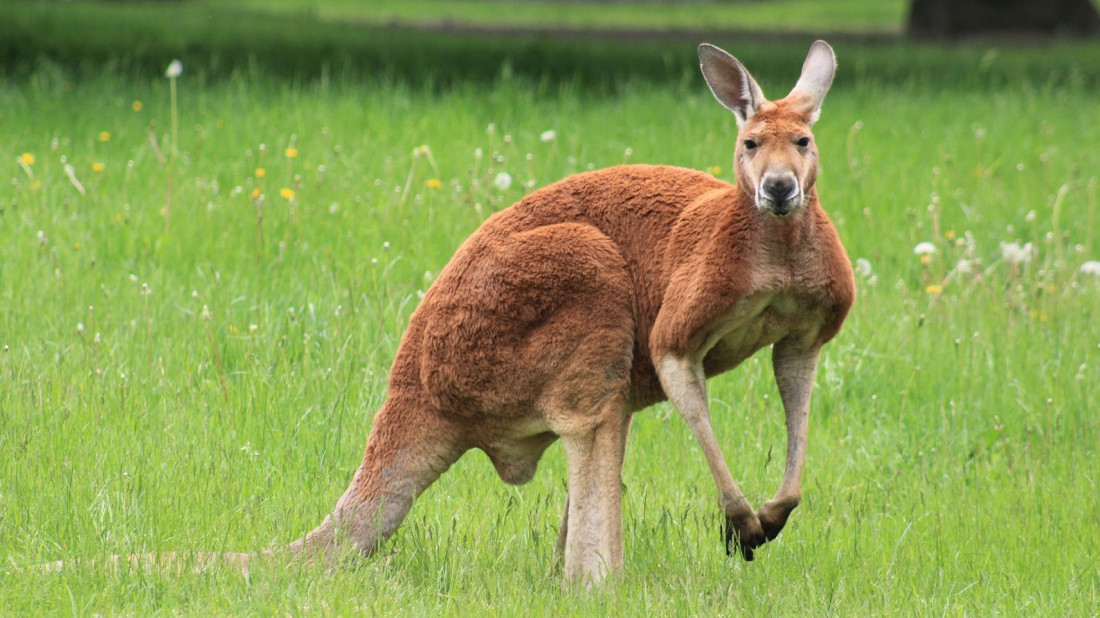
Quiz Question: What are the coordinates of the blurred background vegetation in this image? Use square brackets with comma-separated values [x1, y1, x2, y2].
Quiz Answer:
[2, 0, 1098, 91]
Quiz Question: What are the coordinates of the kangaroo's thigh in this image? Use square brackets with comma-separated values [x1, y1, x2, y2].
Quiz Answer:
[419, 222, 636, 421]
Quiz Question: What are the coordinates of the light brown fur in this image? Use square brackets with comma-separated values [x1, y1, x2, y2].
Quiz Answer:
[42, 41, 854, 587]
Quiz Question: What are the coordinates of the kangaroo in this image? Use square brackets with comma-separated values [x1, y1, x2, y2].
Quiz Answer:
[41, 41, 854, 586]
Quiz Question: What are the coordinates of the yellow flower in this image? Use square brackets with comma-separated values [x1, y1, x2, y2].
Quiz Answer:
[925, 284, 942, 294]
[425, 178, 443, 189]
[92, 162, 105, 173]
[920, 254, 932, 265]
[706, 166, 721, 175]
[255, 167, 266, 178]
[284, 147, 298, 159]
[20, 153, 35, 165]
[228, 324, 239, 334]
[98, 131, 111, 142]
[280, 187, 295, 200]
[945, 230, 956, 240]
[132, 100, 143, 112]
[250, 188, 261, 199]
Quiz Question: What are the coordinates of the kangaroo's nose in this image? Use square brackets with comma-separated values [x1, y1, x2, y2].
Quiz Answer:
[761, 176, 798, 203]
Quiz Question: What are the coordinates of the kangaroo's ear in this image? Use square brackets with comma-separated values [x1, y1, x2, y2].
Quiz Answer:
[787, 40, 836, 125]
[698, 43, 766, 128]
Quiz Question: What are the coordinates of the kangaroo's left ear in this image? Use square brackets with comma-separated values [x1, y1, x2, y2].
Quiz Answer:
[699, 43, 766, 128]
[787, 40, 836, 125]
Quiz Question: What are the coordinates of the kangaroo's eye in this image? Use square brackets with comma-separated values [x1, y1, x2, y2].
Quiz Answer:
[796, 137, 811, 147]
[743, 139, 758, 150]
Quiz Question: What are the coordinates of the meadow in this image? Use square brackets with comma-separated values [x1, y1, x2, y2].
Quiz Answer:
[2, 2, 1100, 615]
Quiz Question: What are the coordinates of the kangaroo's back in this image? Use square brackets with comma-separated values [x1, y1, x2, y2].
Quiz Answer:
[457, 164, 735, 405]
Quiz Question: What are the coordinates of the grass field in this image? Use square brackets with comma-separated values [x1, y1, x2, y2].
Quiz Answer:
[3, 1, 1100, 615]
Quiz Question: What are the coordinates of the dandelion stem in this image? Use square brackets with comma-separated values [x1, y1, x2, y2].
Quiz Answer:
[169, 75, 179, 159]
[165, 167, 172, 237]
[401, 154, 418, 205]
[1052, 183, 1068, 264]
[255, 200, 264, 266]
[1086, 177, 1096, 255]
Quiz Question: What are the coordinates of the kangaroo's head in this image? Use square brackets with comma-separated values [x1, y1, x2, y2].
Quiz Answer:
[699, 41, 836, 217]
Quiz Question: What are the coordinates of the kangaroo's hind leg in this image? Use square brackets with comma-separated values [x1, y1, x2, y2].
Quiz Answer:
[492, 223, 636, 585]
[555, 415, 633, 565]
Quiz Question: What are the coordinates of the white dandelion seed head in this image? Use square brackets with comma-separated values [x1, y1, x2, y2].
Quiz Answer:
[493, 172, 512, 191]
[854, 258, 873, 278]
[1001, 241, 1036, 266]
[200, 305, 213, 322]
[165, 59, 183, 79]
[540, 130, 556, 143]
[913, 242, 937, 256]
[1080, 260, 1100, 276]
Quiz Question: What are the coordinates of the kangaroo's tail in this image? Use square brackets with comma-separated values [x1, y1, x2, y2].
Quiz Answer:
[34, 398, 463, 575]
[288, 398, 464, 565]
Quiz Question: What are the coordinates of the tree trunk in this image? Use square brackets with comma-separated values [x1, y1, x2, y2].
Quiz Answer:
[908, 0, 1100, 37]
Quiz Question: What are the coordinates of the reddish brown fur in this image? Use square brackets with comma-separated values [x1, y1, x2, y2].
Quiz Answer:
[296, 41, 854, 585]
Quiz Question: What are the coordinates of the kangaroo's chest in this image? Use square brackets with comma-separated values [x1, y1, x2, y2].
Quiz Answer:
[700, 286, 828, 378]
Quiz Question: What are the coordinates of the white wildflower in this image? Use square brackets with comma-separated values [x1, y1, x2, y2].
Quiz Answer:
[956, 259, 976, 275]
[1001, 241, 1036, 266]
[1080, 261, 1100, 276]
[200, 305, 213, 322]
[540, 130, 556, 143]
[165, 59, 183, 79]
[854, 258, 873, 278]
[493, 172, 512, 191]
[913, 242, 937, 256]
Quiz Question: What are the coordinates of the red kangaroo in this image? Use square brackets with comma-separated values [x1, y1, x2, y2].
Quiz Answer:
[45, 41, 854, 587]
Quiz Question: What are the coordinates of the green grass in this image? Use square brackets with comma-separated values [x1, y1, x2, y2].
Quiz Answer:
[230, 0, 909, 34]
[3, 6, 1100, 616]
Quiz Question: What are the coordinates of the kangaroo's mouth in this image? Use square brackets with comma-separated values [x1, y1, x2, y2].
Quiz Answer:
[756, 192, 804, 217]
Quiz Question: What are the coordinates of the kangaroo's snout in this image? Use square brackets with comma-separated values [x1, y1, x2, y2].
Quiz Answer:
[758, 173, 802, 216]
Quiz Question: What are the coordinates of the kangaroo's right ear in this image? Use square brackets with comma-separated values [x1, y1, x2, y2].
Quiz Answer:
[698, 43, 766, 128]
